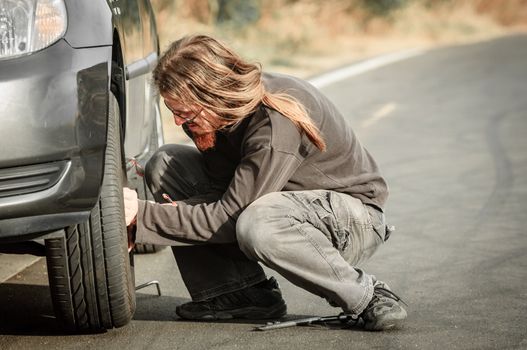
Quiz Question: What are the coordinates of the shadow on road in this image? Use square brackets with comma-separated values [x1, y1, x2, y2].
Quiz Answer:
[134, 293, 188, 321]
[134, 293, 345, 329]
[0, 284, 229, 335]
[0, 283, 63, 335]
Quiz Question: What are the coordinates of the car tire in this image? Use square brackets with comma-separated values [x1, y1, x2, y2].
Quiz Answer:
[45, 93, 135, 332]
[133, 243, 166, 254]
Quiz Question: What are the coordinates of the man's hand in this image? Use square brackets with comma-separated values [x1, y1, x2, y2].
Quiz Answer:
[123, 187, 138, 253]
[123, 187, 138, 226]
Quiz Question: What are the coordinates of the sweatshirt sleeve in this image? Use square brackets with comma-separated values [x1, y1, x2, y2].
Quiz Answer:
[135, 115, 304, 245]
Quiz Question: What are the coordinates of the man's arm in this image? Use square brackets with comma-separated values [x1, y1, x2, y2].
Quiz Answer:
[133, 117, 305, 245]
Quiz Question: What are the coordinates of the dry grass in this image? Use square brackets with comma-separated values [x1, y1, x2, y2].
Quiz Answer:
[152, 0, 527, 143]
[153, 0, 526, 75]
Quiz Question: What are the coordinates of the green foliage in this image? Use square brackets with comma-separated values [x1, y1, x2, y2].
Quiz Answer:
[360, 0, 408, 16]
[422, 0, 453, 9]
[216, 0, 261, 26]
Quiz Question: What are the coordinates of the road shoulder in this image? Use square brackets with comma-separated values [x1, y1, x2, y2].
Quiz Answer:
[0, 254, 41, 284]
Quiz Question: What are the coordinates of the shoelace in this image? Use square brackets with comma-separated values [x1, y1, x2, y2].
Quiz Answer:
[374, 286, 408, 307]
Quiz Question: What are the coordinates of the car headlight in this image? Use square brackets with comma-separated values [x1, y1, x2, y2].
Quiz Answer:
[0, 0, 67, 60]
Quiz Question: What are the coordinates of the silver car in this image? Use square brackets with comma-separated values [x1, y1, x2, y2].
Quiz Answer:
[0, 0, 163, 332]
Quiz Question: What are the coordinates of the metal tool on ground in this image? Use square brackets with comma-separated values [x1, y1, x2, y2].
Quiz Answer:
[135, 280, 162, 296]
[254, 313, 359, 331]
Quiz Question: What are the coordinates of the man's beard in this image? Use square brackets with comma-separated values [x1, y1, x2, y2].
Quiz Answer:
[193, 131, 217, 151]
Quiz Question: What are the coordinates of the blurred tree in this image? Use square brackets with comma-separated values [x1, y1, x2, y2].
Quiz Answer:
[360, 0, 407, 16]
[215, 0, 261, 27]
[422, 0, 453, 9]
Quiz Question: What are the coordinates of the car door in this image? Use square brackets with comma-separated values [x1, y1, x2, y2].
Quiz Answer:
[109, 0, 158, 159]
[137, 0, 161, 151]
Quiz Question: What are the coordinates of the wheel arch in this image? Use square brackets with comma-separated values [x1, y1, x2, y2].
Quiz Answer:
[110, 30, 127, 142]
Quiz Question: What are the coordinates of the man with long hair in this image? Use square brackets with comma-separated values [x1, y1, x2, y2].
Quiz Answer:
[123, 34, 407, 331]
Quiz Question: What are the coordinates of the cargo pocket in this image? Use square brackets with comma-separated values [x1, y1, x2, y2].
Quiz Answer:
[329, 193, 380, 267]
[354, 206, 386, 266]
[288, 190, 351, 252]
[324, 191, 355, 252]
[367, 206, 387, 242]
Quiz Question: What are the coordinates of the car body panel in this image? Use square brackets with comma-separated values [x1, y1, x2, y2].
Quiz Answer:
[0, 40, 111, 239]
[0, 0, 161, 241]
[0, 40, 110, 169]
[63, 1, 113, 48]
[114, 0, 160, 159]
[63, 0, 160, 158]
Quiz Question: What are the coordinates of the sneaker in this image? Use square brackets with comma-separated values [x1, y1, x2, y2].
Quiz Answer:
[360, 280, 407, 331]
[176, 277, 287, 320]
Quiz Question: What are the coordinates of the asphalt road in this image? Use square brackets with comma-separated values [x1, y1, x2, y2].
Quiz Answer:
[1, 34, 526, 350]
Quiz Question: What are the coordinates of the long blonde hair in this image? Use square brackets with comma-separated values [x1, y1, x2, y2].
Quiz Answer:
[153, 35, 326, 151]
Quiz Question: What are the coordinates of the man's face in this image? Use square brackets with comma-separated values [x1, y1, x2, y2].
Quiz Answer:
[163, 95, 220, 151]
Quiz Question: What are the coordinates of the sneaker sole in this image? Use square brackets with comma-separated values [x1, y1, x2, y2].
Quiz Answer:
[176, 301, 287, 321]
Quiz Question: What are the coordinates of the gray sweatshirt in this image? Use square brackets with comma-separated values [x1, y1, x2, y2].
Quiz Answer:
[135, 72, 388, 244]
